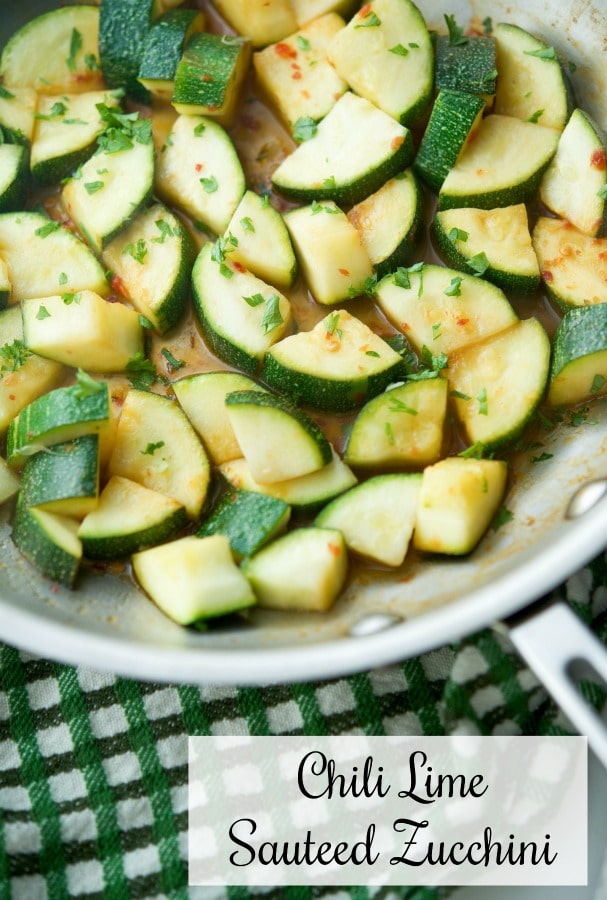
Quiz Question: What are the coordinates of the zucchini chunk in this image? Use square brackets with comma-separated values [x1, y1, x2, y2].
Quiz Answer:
[327, 0, 434, 126]
[532, 216, 607, 311]
[62, 119, 155, 251]
[99, 0, 171, 103]
[432, 205, 540, 295]
[376, 264, 518, 356]
[434, 34, 497, 97]
[0, 144, 27, 214]
[138, 9, 205, 103]
[253, 14, 348, 135]
[132, 534, 256, 625]
[261, 309, 405, 413]
[155, 114, 246, 237]
[220, 448, 357, 514]
[173, 32, 251, 126]
[173, 371, 267, 466]
[212, 0, 297, 48]
[0, 258, 10, 309]
[0, 306, 65, 434]
[539, 109, 607, 237]
[7, 382, 110, 467]
[271, 91, 414, 206]
[30, 90, 121, 187]
[242, 527, 348, 612]
[0, 6, 103, 94]
[315, 473, 421, 567]
[344, 378, 448, 468]
[347, 170, 423, 277]
[22, 291, 145, 372]
[19, 434, 100, 519]
[0, 211, 110, 303]
[108, 388, 210, 520]
[291, 0, 358, 27]
[284, 202, 373, 305]
[192, 242, 292, 376]
[548, 305, 607, 407]
[197, 490, 290, 561]
[415, 90, 486, 193]
[102, 203, 194, 335]
[494, 22, 574, 131]
[0, 456, 20, 505]
[0, 87, 37, 146]
[12, 498, 82, 588]
[78, 475, 187, 560]
[224, 191, 297, 289]
[225, 390, 332, 484]
[438, 114, 560, 210]
[448, 318, 550, 451]
[414, 457, 508, 556]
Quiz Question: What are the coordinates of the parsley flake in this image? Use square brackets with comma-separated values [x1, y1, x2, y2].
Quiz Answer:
[0, 86, 15, 100]
[151, 219, 176, 244]
[389, 44, 409, 56]
[448, 227, 469, 243]
[366, 350, 380, 358]
[73, 368, 103, 398]
[444, 13, 468, 46]
[450, 389, 471, 400]
[293, 116, 318, 143]
[66, 28, 82, 72]
[261, 295, 283, 334]
[193, 122, 206, 137]
[296, 35, 311, 51]
[355, 10, 381, 27]
[477, 387, 489, 415]
[35, 220, 61, 238]
[492, 506, 513, 530]
[432, 323, 442, 341]
[138, 314, 154, 330]
[161, 348, 185, 372]
[125, 353, 157, 390]
[84, 180, 104, 195]
[0, 339, 31, 375]
[200, 175, 218, 193]
[243, 293, 265, 307]
[388, 397, 418, 415]
[141, 441, 165, 456]
[36, 305, 50, 320]
[384, 421, 395, 445]
[123, 239, 147, 265]
[524, 46, 557, 60]
[531, 452, 554, 463]
[445, 276, 463, 297]
[526, 109, 545, 123]
[459, 441, 485, 459]
[467, 252, 490, 277]
[59, 272, 68, 286]
[61, 291, 81, 305]
[590, 374, 606, 394]
[325, 312, 342, 337]
[597, 185, 607, 200]
[240, 216, 255, 232]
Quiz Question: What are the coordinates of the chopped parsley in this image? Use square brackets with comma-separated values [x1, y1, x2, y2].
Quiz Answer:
[355, 10, 381, 28]
[200, 175, 218, 193]
[35, 220, 61, 238]
[125, 353, 157, 390]
[141, 441, 165, 456]
[365, 350, 380, 358]
[66, 28, 83, 72]
[450, 389, 471, 401]
[0, 86, 15, 100]
[467, 252, 490, 277]
[325, 311, 342, 338]
[405, 345, 448, 382]
[138, 314, 154, 330]
[193, 122, 206, 137]
[84, 53, 99, 72]
[448, 227, 468, 243]
[36, 101, 67, 120]
[445, 276, 463, 297]
[96, 104, 153, 153]
[384, 421, 395, 445]
[348, 275, 378, 299]
[590, 374, 606, 394]
[243, 293, 265, 307]
[240, 216, 255, 232]
[293, 116, 318, 143]
[123, 239, 147, 265]
[61, 291, 81, 305]
[0, 339, 31, 376]
[296, 35, 311, 51]
[388, 397, 418, 415]
[261, 295, 283, 335]
[161, 348, 185, 372]
[432, 323, 442, 341]
[477, 387, 488, 416]
[394, 262, 425, 297]
[389, 44, 409, 57]
[73, 368, 104, 398]
[597, 184, 607, 200]
[458, 442, 486, 459]
[568, 60, 578, 73]
[311, 200, 340, 215]
[322, 175, 337, 191]
[152, 218, 177, 244]
[530, 452, 554, 463]
[492, 506, 513, 530]
[524, 46, 557, 60]
[444, 13, 468, 46]
[36, 305, 50, 320]
[84, 180, 104, 195]
[526, 109, 545, 123]
[483, 16, 493, 35]
[59, 272, 68, 286]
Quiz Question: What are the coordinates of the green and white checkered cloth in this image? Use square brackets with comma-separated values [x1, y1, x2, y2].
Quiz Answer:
[1, 554, 606, 899]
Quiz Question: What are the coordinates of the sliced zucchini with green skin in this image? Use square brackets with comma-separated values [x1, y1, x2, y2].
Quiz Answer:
[78, 475, 187, 560]
[225, 390, 332, 484]
[192, 242, 292, 376]
[271, 91, 414, 207]
[0, 212, 110, 303]
[414, 457, 508, 556]
[212, 0, 297, 48]
[224, 191, 297, 290]
[448, 318, 550, 451]
[0, 456, 20, 505]
[327, 0, 434, 126]
[7, 382, 109, 467]
[252, 14, 348, 135]
[0, 258, 10, 309]
[173, 371, 267, 466]
[0, 144, 27, 214]
[196, 490, 290, 561]
[62, 133, 155, 252]
[532, 217, 607, 311]
[0, 87, 37, 146]
[0, 306, 65, 434]
[435, 34, 497, 97]
[99, 0, 158, 103]
[344, 378, 448, 469]
[347, 170, 423, 277]
[12, 497, 82, 588]
[19, 434, 100, 519]
[291, 0, 358, 26]
[220, 448, 357, 514]
[155, 114, 246, 237]
[438, 115, 560, 210]
[539, 109, 607, 237]
[415, 91, 486, 193]
[22, 291, 145, 373]
[108, 388, 210, 520]
[548, 305, 607, 407]
[376, 264, 518, 356]
[316, 473, 422, 567]
[0, 6, 103, 95]
[138, 10, 205, 103]
[132, 534, 256, 625]
[494, 22, 574, 131]
[30, 91, 121, 188]
[432, 205, 540, 295]
[102, 203, 194, 335]
[284, 202, 373, 305]
[241, 527, 348, 612]
[173, 32, 252, 126]
[261, 309, 405, 413]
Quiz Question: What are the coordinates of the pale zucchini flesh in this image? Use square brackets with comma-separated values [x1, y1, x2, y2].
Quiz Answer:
[225, 191, 297, 290]
[0, 87, 37, 146]
[0, 144, 27, 213]
[549, 304, 607, 406]
[532, 217, 607, 311]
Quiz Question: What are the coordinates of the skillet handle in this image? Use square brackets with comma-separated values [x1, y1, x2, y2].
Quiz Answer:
[505, 599, 607, 769]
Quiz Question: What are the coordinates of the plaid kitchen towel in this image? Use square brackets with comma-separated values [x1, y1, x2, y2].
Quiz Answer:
[0, 553, 606, 899]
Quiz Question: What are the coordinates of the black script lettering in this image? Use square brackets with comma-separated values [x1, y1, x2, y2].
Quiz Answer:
[398, 750, 487, 803]
[390, 817, 429, 865]
[229, 817, 257, 866]
[298, 750, 390, 799]
[229, 819, 380, 867]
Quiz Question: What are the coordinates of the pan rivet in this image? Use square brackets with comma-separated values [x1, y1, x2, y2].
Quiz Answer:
[566, 480, 607, 519]
[349, 613, 402, 637]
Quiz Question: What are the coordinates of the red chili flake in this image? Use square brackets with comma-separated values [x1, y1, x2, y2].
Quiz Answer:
[195, 163, 203, 172]
[590, 148, 607, 170]
[542, 270, 554, 283]
[275, 42, 297, 59]
[50, 584, 59, 593]
[201, 74, 213, 82]
[8, 395, 15, 401]
[598, 251, 607, 262]
[391, 135, 404, 150]
[338, 268, 350, 276]
[241, 114, 260, 131]
[359, 3, 372, 16]
[301, 89, 310, 99]
[401, 322, 410, 331]
[292, 71, 302, 80]
[234, 262, 246, 273]
[328, 542, 342, 557]
[111, 274, 127, 296]
[456, 317, 469, 326]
